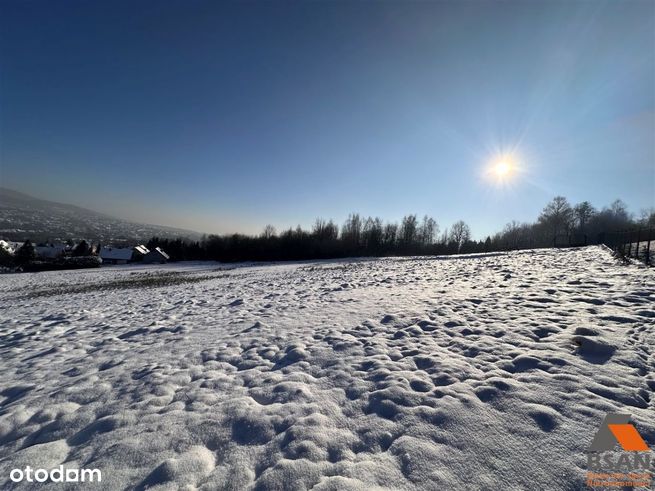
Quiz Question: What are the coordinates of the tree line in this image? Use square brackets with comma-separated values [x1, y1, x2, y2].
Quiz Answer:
[144, 197, 654, 263]
[494, 197, 653, 250]
[146, 214, 479, 262]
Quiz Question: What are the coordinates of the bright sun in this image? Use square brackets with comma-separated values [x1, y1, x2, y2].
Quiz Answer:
[494, 160, 512, 177]
[487, 155, 517, 182]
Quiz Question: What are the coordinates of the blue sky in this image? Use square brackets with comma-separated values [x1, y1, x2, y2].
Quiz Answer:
[1, 0, 653, 238]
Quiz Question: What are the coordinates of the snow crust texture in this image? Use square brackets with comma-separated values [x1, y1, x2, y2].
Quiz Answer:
[0, 247, 653, 490]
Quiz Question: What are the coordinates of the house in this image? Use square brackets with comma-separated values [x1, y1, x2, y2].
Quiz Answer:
[35, 243, 67, 259]
[100, 244, 149, 265]
[99, 247, 133, 264]
[142, 247, 170, 264]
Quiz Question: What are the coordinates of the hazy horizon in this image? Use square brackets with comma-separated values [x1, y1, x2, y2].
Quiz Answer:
[1, 0, 653, 238]
[0, 184, 650, 242]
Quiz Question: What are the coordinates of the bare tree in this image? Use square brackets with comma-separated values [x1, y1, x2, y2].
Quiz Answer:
[313, 218, 339, 240]
[573, 201, 596, 233]
[449, 220, 471, 252]
[638, 208, 655, 227]
[383, 222, 398, 247]
[262, 224, 277, 239]
[439, 227, 449, 245]
[341, 213, 362, 246]
[418, 215, 438, 245]
[399, 214, 418, 246]
[362, 217, 383, 251]
[609, 199, 630, 222]
[501, 220, 532, 250]
[312, 218, 327, 236]
[538, 196, 574, 245]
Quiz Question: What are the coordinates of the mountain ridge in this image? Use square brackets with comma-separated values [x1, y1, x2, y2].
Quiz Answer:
[0, 187, 204, 244]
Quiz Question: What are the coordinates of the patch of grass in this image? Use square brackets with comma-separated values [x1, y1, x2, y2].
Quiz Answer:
[12, 271, 230, 300]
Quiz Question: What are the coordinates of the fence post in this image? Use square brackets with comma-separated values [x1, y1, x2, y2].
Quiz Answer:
[646, 233, 651, 266]
[635, 229, 641, 261]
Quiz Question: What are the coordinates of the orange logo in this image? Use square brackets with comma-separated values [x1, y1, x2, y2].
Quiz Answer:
[588, 413, 650, 452]
[606, 423, 649, 452]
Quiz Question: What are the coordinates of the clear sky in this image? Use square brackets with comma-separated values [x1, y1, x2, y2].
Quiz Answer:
[1, 0, 653, 238]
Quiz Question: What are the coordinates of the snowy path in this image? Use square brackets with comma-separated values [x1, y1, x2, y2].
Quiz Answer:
[0, 246, 653, 490]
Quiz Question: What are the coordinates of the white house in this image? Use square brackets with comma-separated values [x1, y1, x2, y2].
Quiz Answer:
[142, 247, 170, 264]
[100, 245, 149, 265]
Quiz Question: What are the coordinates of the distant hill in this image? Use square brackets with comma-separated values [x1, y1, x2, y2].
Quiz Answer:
[0, 187, 203, 244]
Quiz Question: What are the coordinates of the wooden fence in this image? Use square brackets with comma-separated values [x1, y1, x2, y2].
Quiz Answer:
[599, 228, 654, 265]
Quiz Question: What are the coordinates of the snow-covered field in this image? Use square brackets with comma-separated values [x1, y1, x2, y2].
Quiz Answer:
[0, 246, 653, 490]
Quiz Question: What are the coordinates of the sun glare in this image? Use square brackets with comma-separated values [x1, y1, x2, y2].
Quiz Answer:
[494, 160, 511, 177]
[487, 154, 519, 184]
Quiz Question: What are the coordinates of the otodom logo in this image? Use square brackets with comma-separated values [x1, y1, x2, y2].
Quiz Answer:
[586, 413, 652, 488]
